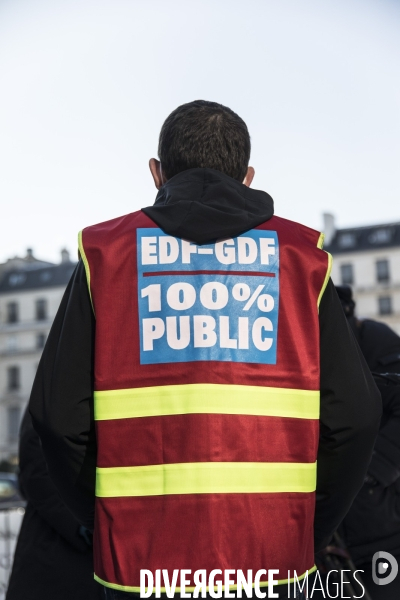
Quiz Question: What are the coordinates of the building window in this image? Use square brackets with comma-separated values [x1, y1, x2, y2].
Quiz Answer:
[8, 406, 21, 442]
[35, 298, 48, 321]
[7, 366, 20, 391]
[6, 336, 18, 353]
[369, 228, 392, 244]
[378, 296, 393, 316]
[6, 302, 18, 323]
[340, 264, 354, 285]
[338, 233, 356, 249]
[40, 271, 52, 283]
[376, 259, 390, 283]
[8, 273, 26, 287]
[36, 333, 46, 349]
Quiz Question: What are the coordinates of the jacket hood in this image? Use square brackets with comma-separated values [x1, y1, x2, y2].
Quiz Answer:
[142, 168, 274, 245]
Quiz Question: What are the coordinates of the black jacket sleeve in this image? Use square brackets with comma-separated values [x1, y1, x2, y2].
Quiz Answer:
[29, 260, 96, 529]
[19, 407, 90, 552]
[368, 375, 400, 488]
[315, 279, 382, 551]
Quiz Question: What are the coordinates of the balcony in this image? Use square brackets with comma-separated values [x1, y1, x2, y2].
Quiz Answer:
[0, 346, 43, 358]
[353, 281, 400, 294]
[0, 319, 52, 334]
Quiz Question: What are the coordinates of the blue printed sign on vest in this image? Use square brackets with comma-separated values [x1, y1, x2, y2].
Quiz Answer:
[137, 228, 279, 365]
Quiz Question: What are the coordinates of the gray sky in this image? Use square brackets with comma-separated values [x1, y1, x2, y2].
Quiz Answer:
[1, 0, 399, 264]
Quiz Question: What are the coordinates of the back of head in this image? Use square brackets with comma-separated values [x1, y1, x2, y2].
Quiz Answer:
[335, 285, 356, 318]
[158, 100, 251, 182]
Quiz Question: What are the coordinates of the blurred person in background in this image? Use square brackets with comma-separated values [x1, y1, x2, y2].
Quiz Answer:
[30, 101, 381, 599]
[314, 287, 400, 599]
[5, 408, 103, 600]
[339, 372, 400, 600]
[335, 285, 400, 374]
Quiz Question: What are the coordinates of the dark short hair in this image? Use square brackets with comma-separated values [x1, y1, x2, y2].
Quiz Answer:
[158, 100, 251, 182]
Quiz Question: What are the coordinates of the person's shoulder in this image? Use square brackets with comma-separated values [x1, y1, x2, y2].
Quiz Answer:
[80, 210, 158, 246]
[270, 214, 324, 249]
[362, 318, 400, 340]
[360, 319, 400, 361]
[79, 210, 156, 255]
[82, 209, 146, 234]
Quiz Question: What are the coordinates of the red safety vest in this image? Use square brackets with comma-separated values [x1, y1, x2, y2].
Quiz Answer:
[79, 209, 331, 593]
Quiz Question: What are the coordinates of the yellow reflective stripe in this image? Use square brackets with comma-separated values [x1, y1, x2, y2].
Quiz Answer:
[317, 251, 333, 309]
[78, 230, 95, 315]
[94, 384, 319, 421]
[316, 229, 333, 309]
[96, 461, 316, 498]
[94, 566, 317, 593]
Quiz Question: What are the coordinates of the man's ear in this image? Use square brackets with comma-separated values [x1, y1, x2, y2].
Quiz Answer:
[149, 158, 165, 190]
[243, 166, 255, 187]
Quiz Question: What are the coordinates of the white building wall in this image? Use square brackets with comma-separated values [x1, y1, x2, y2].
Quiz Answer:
[0, 287, 65, 461]
[330, 247, 400, 335]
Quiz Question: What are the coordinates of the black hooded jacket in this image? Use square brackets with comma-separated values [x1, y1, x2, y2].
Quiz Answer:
[340, 374, 400, 565]
[30, 168, 381, 554]
[6, 409, 103, 600]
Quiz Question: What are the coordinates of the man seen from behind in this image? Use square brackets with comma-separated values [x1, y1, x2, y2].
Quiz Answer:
[30, 100, 381, 599]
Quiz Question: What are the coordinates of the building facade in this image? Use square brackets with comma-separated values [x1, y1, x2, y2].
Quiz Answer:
[0, 251, 75, 462]
[324, 214, 400, 335]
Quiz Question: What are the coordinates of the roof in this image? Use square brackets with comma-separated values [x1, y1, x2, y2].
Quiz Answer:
[325, 222, 400, 254]
[0, 262, 77, 294]
[0, 256, 54, 281]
